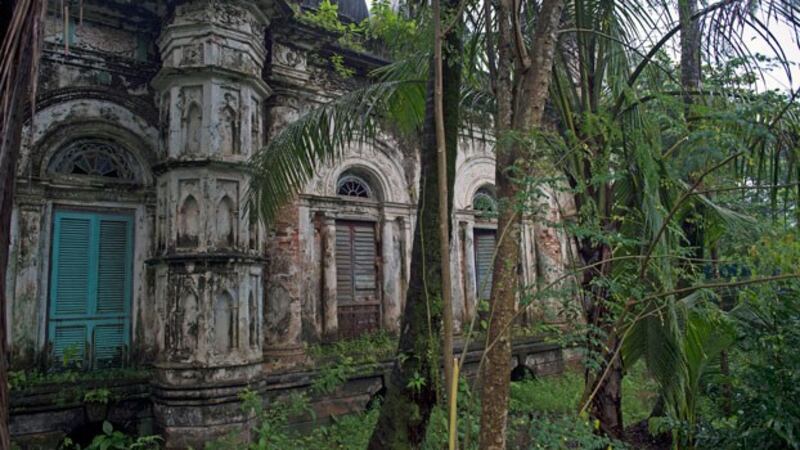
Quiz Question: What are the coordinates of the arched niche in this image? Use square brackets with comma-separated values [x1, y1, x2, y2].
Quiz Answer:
[220, 105, 240, 156]
[178, 195, 201, 248]
[184, 102, 203, 155]
[248, 209, 259, 251]
[213, 290, 235, 352]
[215, 196, 236, 248]
[181, 291, 199, 352]
[248, 290, 258, 348]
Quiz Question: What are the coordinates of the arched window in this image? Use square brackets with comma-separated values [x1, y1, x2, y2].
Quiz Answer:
[333, 169, 381, 338]
[48, 139, 141, 183]
[472, 186, 497, 215]
[337, 173, 373, 199]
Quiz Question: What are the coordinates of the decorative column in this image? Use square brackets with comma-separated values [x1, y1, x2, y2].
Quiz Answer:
[381, 218, 402, 333]
[461, 221, 477, 324]
[150, 1, 271, 447]
[321, 215, 338, 340]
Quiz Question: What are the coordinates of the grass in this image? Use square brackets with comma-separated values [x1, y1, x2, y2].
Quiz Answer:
[307, 330, 397, 367]
[509, 362, 657, 425]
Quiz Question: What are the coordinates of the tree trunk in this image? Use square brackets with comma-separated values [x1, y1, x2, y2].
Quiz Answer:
[581, 314, 625, 439]
[367, 7, 461, 448]
[679, 0, 701, 111]
[577, 240, 625, 439]
[1, 1, 43, 447]
[679, 0, 704, 263]
[433, 0, 455, 416]
[478, 0, 564, 448]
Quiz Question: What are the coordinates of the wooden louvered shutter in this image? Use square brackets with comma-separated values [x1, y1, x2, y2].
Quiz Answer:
[336, 226, 354, 303]
[352, 224, 377, 298]
[335, 221, 380, 337]
[474, 229, 496, 300]
[49, 211, 132, 369]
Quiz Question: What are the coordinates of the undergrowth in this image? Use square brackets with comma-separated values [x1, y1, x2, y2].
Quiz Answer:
[199, 366, 655, 449]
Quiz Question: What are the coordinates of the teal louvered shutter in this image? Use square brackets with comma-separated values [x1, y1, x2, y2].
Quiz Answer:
[94, 322, 127, 368]
[49, 215, 92, 366]
[474, 229, 496, 300]
[49, 211, 132, 369]
[52, 217, 92, 317]
[94, 217, 132, 367]
[97, 219, 130, 314]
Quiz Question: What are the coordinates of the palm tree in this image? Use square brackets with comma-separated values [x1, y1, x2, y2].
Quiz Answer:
[545, 0, 800, 438]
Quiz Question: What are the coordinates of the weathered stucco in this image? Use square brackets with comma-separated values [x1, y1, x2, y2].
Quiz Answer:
[5, 0, 575, 447]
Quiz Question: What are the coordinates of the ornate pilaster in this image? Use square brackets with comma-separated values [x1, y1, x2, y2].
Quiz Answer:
[150, 1, 272, 446]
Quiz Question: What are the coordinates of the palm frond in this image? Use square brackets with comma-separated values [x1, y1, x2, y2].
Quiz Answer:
[248, 74, 426, 223]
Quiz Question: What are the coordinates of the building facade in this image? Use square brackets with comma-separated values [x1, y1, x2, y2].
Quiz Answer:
[5, 0, 572, 447]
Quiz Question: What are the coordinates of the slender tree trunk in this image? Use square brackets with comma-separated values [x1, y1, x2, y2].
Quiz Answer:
[367, 6, 461, 448]
[1, 1, 44, 447]
[679, 0, 705, 264]
[679, 0, 701, 112]
[577, 240, 625, 438]
[479, 0, 564, 448]
[433, 0, 455, 416]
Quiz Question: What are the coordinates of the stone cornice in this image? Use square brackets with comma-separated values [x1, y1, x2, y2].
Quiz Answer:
[151, 158, 255, 175]
[146, 253, 267, 265]
[151, 66, 273, 98]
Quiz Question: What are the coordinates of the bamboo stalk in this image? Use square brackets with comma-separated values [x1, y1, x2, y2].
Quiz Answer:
[448, 357, 460, 450]
[433, 0, 455, 426]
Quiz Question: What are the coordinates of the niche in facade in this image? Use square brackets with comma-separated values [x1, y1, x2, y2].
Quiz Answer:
[215, 196, 236, 248]
[178, 195, 201, 247]
[180, 86, 203, 156]
[220, 92, 240, 156]
[248, 210, 259, 251]
[184, 103, 202, 155]
[250, 96, 261, 154]
[248, 291, 258, 348]
[213, 290, 236, 352]
[180, 291, 199, 353]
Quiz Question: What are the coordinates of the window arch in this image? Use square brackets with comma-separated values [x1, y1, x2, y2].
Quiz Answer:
[472, 185, 497, 215]
[47, 139, 142, 183]
[337, 172, 374, 199]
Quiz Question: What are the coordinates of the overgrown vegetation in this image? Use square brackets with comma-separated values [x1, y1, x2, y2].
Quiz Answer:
[199, 369, 654, 450]
[298, 0, 419, 78]
[8, 367, 151, 392]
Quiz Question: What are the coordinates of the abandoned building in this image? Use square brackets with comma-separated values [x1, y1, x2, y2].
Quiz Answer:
[4, 0, 573, 447]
